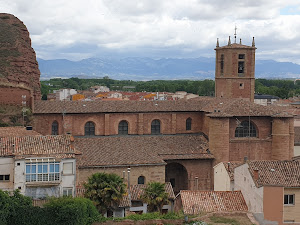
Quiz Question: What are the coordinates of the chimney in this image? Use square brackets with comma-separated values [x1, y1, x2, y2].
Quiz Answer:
[253, 169, 259, 181]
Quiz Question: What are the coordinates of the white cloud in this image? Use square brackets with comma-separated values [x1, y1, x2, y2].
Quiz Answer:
[1, 0, 300, 65]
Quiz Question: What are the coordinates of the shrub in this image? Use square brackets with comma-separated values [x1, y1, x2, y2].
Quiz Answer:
[44, 197, 100, 225]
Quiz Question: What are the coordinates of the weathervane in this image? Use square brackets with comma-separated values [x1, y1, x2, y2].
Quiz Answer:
[234, 25, 237, 43]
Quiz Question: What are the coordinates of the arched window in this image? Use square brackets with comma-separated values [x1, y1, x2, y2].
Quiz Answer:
[186, 118, 192, 131]
[52, 121, 58, 135]
[118, 120, 128, 135]
[151, 120, 161, 135]
[138, 176, 145, 185]
[235, 120, 257, 138]
[85, 121, 95, 136]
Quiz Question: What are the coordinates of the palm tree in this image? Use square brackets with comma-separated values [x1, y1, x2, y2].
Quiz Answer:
[140, 182, 169, 213]
[84, 172, 126, 215]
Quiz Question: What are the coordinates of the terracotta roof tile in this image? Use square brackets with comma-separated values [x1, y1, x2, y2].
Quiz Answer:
[0, 127, 41, 137]
[75, 134, 212, 167]
[247, 160, 300, 187]
[180, 190, 248, 214]
[0, 135, 76, 158]
[34, 97, 290, 117]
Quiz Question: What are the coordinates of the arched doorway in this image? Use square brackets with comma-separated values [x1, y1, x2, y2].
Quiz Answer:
[165, 163, 188, 194]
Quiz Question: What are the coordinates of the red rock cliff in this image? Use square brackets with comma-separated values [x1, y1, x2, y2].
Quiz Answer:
[0, 13, 41, 100]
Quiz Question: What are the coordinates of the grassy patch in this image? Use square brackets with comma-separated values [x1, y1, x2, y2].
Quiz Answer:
[209, 215, 240, 225]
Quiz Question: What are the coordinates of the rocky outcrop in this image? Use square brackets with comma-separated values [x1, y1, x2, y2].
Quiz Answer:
[0, 13, 41, 100]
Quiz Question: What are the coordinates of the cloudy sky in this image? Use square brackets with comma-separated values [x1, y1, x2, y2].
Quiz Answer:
[2, 0, 300, 64]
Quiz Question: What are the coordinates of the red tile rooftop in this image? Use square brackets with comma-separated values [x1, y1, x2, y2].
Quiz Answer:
[34, 97, 291, 117]
[0, 135, 76, 159]
[179, 190, 248, 214]
[0, 127, 41, 137]
[246, 160, 300, 188]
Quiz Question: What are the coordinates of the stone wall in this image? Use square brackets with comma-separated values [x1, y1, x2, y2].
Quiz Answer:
[77, 165, 166, 186]
[0, 85, 32, 107]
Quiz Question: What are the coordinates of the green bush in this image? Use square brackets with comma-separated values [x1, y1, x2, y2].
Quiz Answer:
[126, 212, 183, 221]
[44, 197, 100, 225]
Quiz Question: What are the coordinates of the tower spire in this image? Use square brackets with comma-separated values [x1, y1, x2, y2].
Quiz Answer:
[252, 37, 255, 47]
[234, 25, 237, 43]
[216, 38, 219, 47]
[240, 38, 242, 45]
[228, 36, 231, 46]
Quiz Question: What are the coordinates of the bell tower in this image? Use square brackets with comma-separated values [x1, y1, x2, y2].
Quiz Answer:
[215, 32, 256, 102]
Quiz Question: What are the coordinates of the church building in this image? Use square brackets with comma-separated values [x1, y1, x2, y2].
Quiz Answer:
[32, 37, 294, 193]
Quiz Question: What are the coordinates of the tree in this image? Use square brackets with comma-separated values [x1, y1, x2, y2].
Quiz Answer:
[140, 182, 169, 213]
[84, 172, 126, 215]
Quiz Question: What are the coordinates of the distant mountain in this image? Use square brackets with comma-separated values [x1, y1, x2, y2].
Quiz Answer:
[37, 57, 300, 80]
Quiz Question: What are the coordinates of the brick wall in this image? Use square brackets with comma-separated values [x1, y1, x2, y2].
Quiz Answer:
[215, 45, 256, 102]
[33, 112, 206, 136]
[77, 165, 166, 186]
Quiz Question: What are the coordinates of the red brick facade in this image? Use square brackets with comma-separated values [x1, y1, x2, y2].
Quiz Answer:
[215, 40, 256, 102]
[33, 109, 294, 191]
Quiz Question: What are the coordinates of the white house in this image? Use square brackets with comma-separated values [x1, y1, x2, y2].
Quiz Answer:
[53, 89, 77, 101]
[0, 135, 77, 199]
[213, 161, 242, 191]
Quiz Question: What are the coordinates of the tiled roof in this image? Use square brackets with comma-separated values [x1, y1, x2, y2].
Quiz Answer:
[34, 97, 290, 117]
[180, 190, 248, 214]
[0, 135, 76, 158]
[247, 160, 300, 187]
[222, 162, 244, 181]
[205, 99, 291, 118]
[0, 127, 41, 137]
[75, 134, 211, 167]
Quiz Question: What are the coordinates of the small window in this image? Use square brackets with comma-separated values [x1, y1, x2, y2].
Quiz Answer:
[63, 162, 73, 175]
[52, 121, 58, 135]
[0, 175, 10, 181]
[85, 121, 95, 136]
[138, 176, 145, 184]
[118, 120, 128, 135]
[151, 120, 161, 135]
[220, 54, 224, 74]
[239, 83, 244, 89]
[63, 188, 73, 196]
[238, 61, 244, 73]
[186, 118, 192, 130]
[284, 194, 294, 205]
[235, 121, 257, 138]
[239, 54, 245, 59]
